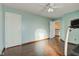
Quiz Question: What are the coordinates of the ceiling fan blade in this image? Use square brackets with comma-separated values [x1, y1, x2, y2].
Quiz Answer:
[41, 3, 49, 12]
[49, 3, 64, 8]
[53, 6, 64, 8]
[46, 3, 50, 7]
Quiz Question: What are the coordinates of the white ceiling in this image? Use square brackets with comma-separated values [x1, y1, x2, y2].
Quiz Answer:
[3, 3, 79, 19]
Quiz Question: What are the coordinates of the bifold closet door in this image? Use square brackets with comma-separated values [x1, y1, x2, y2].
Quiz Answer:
[5, 12, 22, 48]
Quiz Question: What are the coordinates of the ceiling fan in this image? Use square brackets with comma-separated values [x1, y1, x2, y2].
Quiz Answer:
[41, 3, 64, 13]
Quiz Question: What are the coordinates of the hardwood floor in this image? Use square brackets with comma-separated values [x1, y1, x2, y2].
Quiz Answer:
[4, 39, 64, 56]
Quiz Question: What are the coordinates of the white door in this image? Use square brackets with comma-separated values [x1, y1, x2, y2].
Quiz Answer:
[50, 21, 55, 38]
[5, 12, 22, 48]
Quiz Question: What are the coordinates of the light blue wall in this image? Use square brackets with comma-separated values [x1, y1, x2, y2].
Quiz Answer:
[22, 13, 50, 43]
[60, 11, 79, 44]
[4, 7, 50, 44]
[0, 4, 4, 54]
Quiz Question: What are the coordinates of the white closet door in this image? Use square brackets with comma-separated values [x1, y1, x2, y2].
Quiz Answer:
[5, 12, 22, 48]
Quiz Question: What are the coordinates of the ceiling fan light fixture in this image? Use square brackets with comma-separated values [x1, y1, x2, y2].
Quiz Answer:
[48, 7, 54, 12]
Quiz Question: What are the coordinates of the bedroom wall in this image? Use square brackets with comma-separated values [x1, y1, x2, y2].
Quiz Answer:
[4, 7, 50, 44]
[22, 13, 50, 43]
[60, 11, 79, 44]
